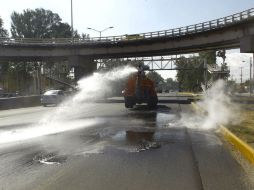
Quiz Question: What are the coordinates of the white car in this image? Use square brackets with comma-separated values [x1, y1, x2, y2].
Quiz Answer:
[41, 90, 65, 106]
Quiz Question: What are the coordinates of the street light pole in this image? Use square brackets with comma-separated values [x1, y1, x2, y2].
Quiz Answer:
[87, 27, 114, 40]
[71, 0, 74, 41]
[250, 57, 252, 95]
[253, 53, 254, 90]
[240, 66, 243, 85]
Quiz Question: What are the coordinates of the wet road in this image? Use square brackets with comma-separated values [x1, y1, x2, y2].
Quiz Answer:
[0, 98, 253, 190]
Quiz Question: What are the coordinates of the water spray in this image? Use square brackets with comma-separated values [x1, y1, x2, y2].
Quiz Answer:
[0, 66, 136, 144]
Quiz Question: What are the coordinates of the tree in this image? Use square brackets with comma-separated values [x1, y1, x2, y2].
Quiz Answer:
[0, 17, 8, 90]
[164, 78, 178, 91]
[146, 71, 164, 86]
[0, 17, 8, 37]
[11, 8, 74, 38]
[8, 8, 84, 94]
[199, 50, 216, 65]
[176, 56, 204, 92]
[176, 51, 216, 92]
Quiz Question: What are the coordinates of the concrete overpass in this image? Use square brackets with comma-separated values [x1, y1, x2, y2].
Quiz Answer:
[0, 8, 254, 79]
[1, 8, 254, 60]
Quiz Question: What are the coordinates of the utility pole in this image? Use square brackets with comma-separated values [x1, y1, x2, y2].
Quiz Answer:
[253, 53, 254, 83]
[240, 66, 243, 93]
[250, 57, 252, 95]
[203, 58, 207, 90]
[71, 0, 74, 42]
[253, 53, 254, 94]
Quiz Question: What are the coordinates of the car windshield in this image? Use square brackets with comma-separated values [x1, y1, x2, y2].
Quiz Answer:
[44, 90, 59, 95]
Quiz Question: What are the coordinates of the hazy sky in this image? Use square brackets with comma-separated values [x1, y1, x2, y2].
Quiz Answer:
[0, 0, 253, 81]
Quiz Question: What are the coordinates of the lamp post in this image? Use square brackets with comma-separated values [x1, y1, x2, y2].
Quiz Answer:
[71, 0, 74, 41]
[241, 60, 246, 84]
[240, 60, 246, 93]
[87, 27, 114, 40]
[250, 57, 252, 95]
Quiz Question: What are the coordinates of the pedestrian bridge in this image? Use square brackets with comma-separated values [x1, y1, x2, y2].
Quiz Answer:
[0, 8, 254, 61]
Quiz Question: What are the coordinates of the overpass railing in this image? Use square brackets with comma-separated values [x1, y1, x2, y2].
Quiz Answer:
[0, 8, 253, 45]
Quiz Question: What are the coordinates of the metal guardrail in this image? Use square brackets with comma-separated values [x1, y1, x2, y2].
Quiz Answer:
[0, 8, 253, 45]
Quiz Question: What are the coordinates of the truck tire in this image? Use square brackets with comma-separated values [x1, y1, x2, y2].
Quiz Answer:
[124, 97, 135, 108]
[147, 96, 158, 109]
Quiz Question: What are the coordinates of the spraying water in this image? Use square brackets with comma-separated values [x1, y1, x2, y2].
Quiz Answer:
[0, 66, 136, 144]
[181, 80, 240, 130]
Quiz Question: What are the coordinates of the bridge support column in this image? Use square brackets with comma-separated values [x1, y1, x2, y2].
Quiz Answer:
[68, 56, 96, 82]
[240, 35, 254, 53]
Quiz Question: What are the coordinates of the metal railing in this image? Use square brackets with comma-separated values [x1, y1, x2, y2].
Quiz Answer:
[0, 8, 253, 45]
[96, 55, 205, 71]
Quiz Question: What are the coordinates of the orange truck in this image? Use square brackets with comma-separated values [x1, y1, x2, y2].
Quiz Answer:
[123, 66, 158, 108]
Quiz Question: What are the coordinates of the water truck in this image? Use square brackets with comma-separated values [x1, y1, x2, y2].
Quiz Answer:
[123, 65, 158, 108]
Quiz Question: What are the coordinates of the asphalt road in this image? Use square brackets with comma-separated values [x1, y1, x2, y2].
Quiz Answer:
[0, 97, 253, 190]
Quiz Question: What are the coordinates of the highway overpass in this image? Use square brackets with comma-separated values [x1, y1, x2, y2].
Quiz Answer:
[0, 8, 254, 62]
[0, 8, 254, 80]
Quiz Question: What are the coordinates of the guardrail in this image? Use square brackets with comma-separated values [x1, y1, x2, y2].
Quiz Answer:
[0, 8, 253, 45]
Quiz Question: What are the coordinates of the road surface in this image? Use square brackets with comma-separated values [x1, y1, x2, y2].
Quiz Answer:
[0, 97, 253, 190]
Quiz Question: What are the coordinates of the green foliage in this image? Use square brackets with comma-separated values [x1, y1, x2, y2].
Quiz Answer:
[199, 50, 216, 65]
[176, 56, 204, 92]
[4, 8, 85, 94]
[0, 17, 8, 37]
[11, 8, 73, 38]
[176, 51, 216, 92]
[0, 18, 8, 89]
[146, 71, 164, 86]
[0, 62, 34, 94]
[164, 78, 178, 91]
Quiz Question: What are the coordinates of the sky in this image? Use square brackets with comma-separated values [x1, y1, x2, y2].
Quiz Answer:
[0, 0, 253, 82]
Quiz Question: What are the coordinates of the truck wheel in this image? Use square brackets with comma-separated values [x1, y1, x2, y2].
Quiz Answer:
[147, 96, 158, 109]
[125, 97, 134, 108]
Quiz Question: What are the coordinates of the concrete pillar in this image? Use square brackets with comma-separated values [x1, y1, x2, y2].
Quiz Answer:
[68, 56, 96, 82]
[240, 35, 254, 53]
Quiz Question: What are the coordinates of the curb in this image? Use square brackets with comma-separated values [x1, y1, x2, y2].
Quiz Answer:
[220, 126, 254, 165]
[191, 102, 254, 165]
[178, 92, 194, 96]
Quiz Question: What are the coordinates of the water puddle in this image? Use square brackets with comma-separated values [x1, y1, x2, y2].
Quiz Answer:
[132, 140, 161, 152]
[99, 130, 162, 153]
[33, 152, 67, 165]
